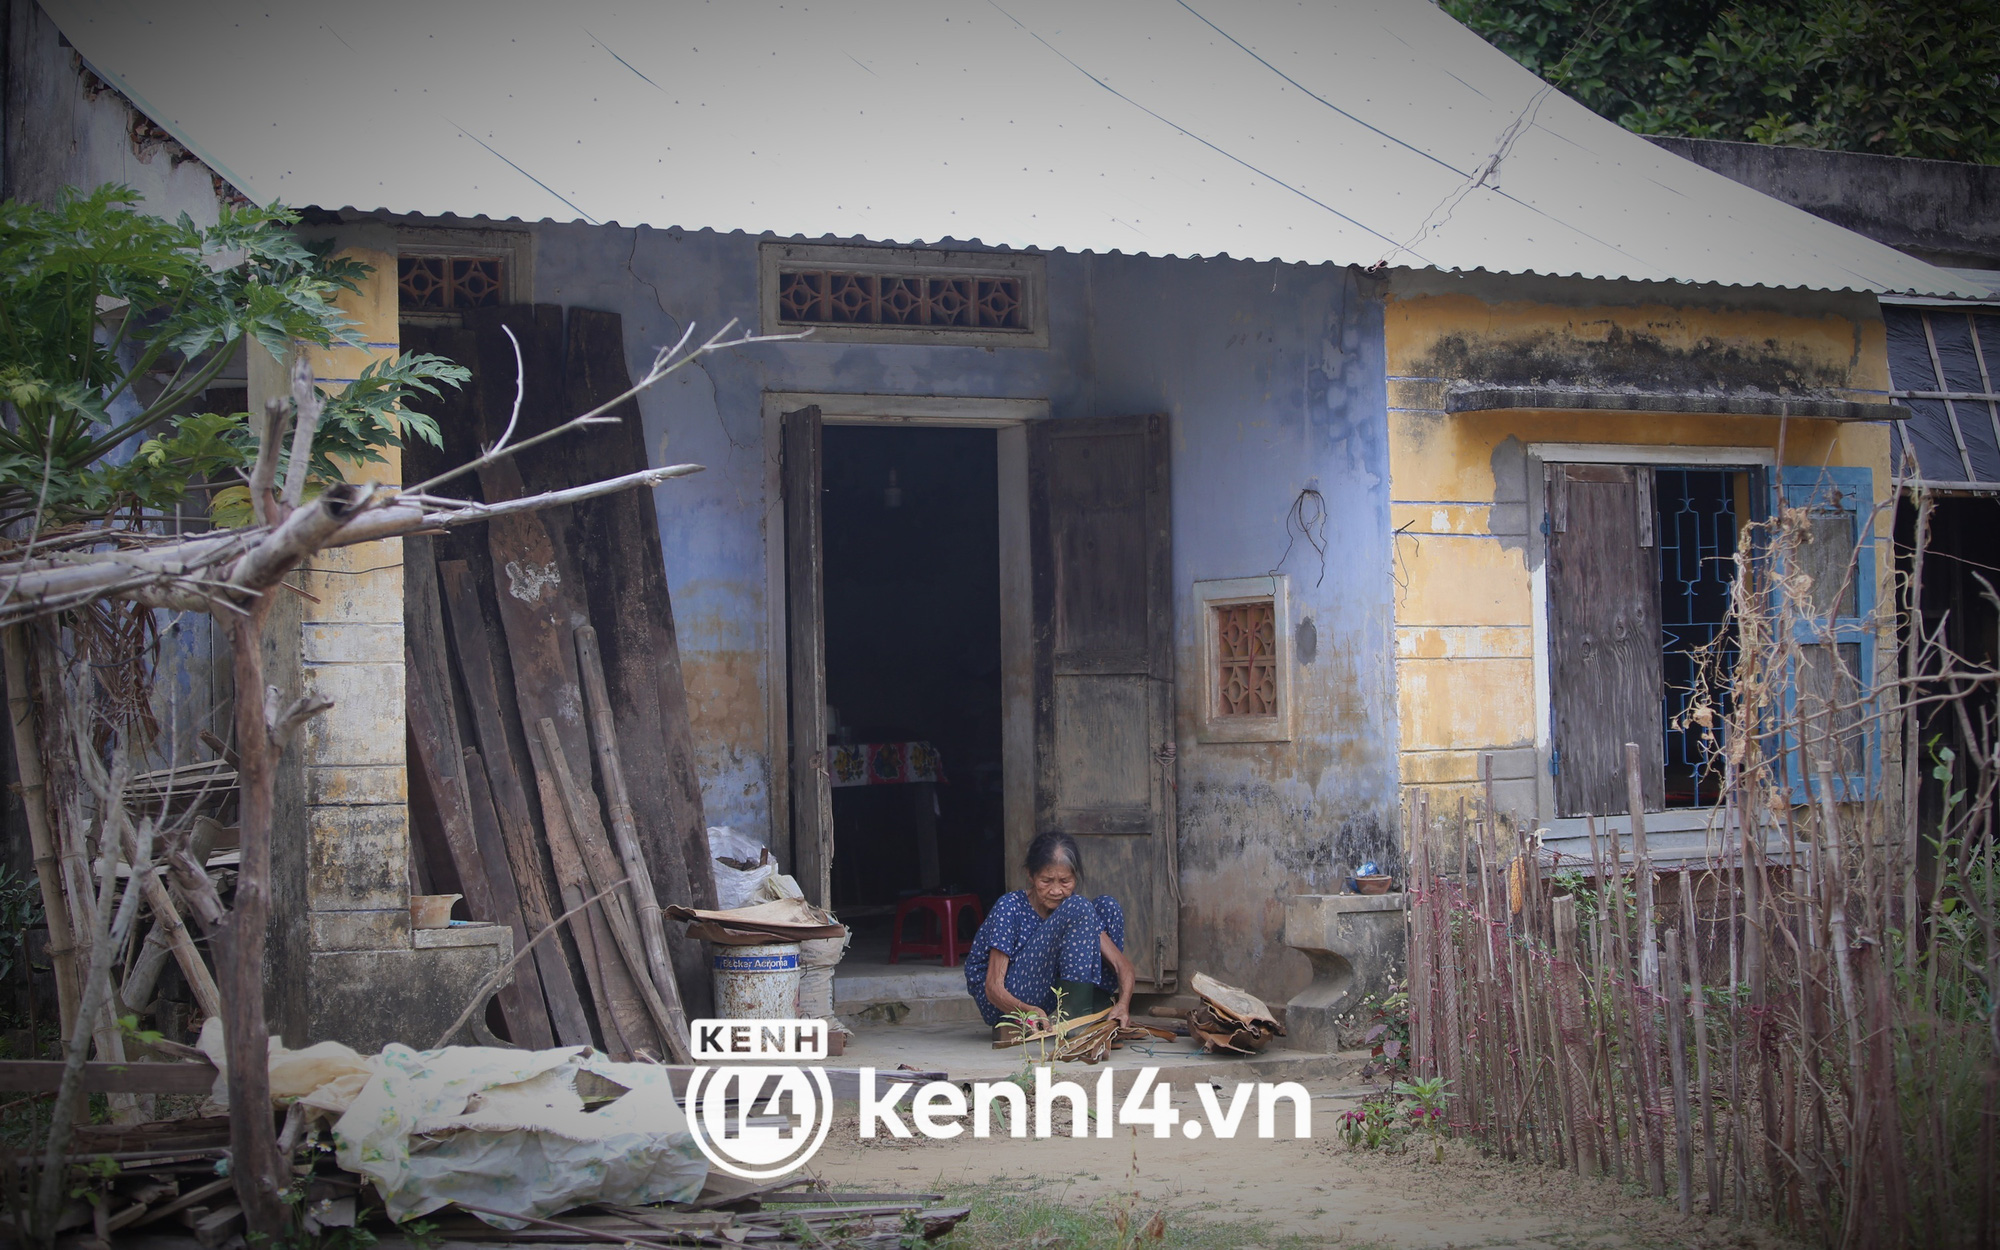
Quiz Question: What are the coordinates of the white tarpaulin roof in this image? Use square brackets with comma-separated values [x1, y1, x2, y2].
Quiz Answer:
[46, 0, 1977, 296]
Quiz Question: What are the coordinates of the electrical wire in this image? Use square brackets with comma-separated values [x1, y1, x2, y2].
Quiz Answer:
[1269, 487, 1330, 587]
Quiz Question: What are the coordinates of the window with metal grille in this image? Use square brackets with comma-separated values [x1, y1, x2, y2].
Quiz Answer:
[1214, 601, 1277, 717]
[776, 270, 1025, 330]
[397, 255, 505, 312]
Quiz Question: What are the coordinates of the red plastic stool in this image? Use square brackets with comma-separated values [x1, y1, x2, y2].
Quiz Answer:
[890, 894, 983, 967]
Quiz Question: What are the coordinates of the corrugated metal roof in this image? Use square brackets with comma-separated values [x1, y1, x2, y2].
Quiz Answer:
[46, 0, 1979, 297]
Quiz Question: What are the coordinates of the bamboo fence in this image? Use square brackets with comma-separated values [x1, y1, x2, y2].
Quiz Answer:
[1406, 493, 1999, 1250]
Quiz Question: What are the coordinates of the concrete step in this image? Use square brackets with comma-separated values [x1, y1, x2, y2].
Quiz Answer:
[834, 959, 983, 1025]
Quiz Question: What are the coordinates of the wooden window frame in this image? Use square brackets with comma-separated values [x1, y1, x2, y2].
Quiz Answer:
[1194, 576, 1292, 744]
[1527, 444, 1773, 832]
[759, 242, 1048, 348]
[1777, 464, 1879, 804]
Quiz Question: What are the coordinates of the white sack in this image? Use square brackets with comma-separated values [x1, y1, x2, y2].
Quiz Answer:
[708, 825, 776, 910]
[207, 1026, 707, 1228]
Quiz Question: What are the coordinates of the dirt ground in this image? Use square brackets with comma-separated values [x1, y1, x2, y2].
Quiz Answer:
[804, 1099, 1805, 1250]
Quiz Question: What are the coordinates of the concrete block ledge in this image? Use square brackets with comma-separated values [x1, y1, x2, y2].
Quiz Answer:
[1283, 893, 1408, 1054]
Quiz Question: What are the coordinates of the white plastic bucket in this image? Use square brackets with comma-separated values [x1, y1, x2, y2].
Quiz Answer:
[712, 942, 802, 1018]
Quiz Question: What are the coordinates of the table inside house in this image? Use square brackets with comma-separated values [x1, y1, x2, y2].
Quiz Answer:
[829, 742, 946, 896]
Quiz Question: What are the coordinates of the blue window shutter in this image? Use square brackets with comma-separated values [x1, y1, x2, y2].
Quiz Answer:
[1775, 466, 1878, 804]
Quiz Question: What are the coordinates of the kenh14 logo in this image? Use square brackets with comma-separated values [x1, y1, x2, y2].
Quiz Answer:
[686, 1018, 1315, 1179]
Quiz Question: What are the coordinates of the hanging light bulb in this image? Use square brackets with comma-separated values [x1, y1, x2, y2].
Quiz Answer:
[883, 468, 903, 509]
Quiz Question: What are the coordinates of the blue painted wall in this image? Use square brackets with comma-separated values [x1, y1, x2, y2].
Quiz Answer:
[532, 224, 1395, 1002]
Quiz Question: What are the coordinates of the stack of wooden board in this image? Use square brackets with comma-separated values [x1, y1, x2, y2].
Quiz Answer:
[401, 305, 718, 1062]
[1188, 972, 1286, 1055]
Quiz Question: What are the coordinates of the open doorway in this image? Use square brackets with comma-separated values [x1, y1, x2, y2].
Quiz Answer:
[820, 425, 1005, 920]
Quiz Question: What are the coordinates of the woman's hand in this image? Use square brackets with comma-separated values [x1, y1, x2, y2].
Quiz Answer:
[1100, 930, 1136, 1031]
[986, 950, 1049, 1032]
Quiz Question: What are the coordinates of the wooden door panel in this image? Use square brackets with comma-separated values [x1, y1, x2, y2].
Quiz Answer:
[1072, 833, 1158, 984]
[782, 406, 832, 907]
[1052, 676, 1153, 826]
[1548, 463, 1665, 816]
[1032, 414, 1177, 991]
[1050, 432, 1152, 666]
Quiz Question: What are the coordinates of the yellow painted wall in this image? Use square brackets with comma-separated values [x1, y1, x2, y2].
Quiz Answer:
[1383, 275, 1897, 824]
[249, 238, 413, 950]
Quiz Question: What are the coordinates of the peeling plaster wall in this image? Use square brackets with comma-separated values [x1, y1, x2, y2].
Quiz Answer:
[1086, 255, 1396, 1002]
[528, 225, 1398, 1005]
[1381, 267, 1897, 824]
[2, 0, 224, 220]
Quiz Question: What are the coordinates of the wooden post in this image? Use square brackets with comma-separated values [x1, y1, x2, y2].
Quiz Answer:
[1587, 817, 1622, 1184]
[3, 626, 80, 1037]
[1410, 794, 1431, 1076]
[1665, 927, 1694, 1216]
[1554, 895, 1601, 1176]
[1681, 879, 1721, 1213]
[1625, 743, 1656, 989]
[214, 599, 290, 1236]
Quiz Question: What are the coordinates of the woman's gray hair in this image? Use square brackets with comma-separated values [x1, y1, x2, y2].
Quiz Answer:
[1025, 830, 1083, 879]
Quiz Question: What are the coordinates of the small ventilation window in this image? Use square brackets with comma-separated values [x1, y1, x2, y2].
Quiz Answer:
[1214, 601, 1277, 717]
[397, 255, 505, 312]
[1195, 577, 1292, 743]
[760, 243, 1046, 347]
[776, 270, 1024, 330]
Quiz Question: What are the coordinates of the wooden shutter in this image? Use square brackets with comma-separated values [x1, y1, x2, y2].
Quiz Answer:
[1030, 414, 1178, 991]
[782, 406, 833, 907]
[1547, 463, 1664, 817]
[1778, 466, 1877, 802]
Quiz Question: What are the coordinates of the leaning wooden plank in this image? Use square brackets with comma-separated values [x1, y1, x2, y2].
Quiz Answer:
[468, 316, 597, 792]
[538, 718, 691, 1063]
[559, 308, 717, 1011]
[408, 534, 554, 1050]
[575, 624, 691, 1051]
[458, 749, 556, 1049]
[437, 558, 596, 1048]
[0, 1060, 216, 1094]
[524, 728, 650, 1057]
[405, 643, 542, 1047]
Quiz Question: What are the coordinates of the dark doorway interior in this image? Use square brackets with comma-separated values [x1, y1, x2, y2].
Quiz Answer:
[821, 426, 1004, 913]
[1901, 496, 2000, 854]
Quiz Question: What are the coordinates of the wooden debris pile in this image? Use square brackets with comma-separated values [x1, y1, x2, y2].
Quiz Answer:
[991, 1006, 1180, 1065]
[39, 1117, 968, 1250]
[426, 1179, 970, 1249]
[1188, 972, 1286, 1055]
[32, 1116, 238, 1243]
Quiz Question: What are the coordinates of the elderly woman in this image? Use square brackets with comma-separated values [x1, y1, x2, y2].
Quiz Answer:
[964, 831, 1135, 1032]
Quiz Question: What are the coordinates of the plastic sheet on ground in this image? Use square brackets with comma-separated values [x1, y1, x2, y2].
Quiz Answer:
[200, 1022, 706, 1227]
